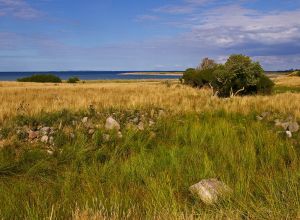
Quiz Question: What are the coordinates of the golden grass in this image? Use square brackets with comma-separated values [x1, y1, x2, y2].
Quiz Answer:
[0, 79, 300, 123]
[273, 76, 300, 87]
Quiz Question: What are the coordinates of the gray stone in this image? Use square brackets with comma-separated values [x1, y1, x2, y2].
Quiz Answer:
[28, 130, 38, 140]
[82, 117, 88, 123]
[132, 117, 139, 123]
[105, 117, 120, 131]
[281, 122, 290, 130]
[41, 135, 49, 143]
[256, 116, 263, 121]
[40, 127, 51, 135]
[189, 179, 232, 205]
[286, 131, 292, 138]
[288, 122, 299, 133]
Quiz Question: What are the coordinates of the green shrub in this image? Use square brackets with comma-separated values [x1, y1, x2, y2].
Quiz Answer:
[67, 77, 80, 83]
[17, 74, 62, 83]
[182, 55, 274, 97]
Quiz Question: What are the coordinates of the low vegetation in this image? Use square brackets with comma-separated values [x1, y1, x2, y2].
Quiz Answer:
[0, 75, 299, 219]
[17, 74, 62, 83]
[67, 77, 80, 83]
[181, 55, 274, 97]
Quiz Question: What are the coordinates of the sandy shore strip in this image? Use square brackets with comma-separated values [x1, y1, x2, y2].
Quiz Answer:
[119, 72, 183, 76]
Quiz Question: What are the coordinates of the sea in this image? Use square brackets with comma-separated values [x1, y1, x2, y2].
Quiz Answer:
[0, 71, 181, 81]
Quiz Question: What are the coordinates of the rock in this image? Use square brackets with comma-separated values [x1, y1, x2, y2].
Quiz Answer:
[189, 179, 232, 205]
[103, 134, 110, 142]
[41, 135, 49, 143]
[28, 130, 38, 140]
[137, 122, 144, 131]
[105, 117, 120, 131]
[256, 116, 263, 121]
[132, 117, 139, 123]
[40, 127, 51, 135]
[82, 117, 88, 123]
[286, 131, 292, 138]
[117, 131, 123, 139]
[288, 122, 299, 133]
[281, 122, 290, 130]
[47, 149, 54, 155]
[88, 129, 95, 135]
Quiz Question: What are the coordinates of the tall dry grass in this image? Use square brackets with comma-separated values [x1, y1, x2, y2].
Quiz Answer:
[0, 78, 300, 123]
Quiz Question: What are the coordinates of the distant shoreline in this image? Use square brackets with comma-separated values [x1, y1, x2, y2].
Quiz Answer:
[119, 72, 183, 76]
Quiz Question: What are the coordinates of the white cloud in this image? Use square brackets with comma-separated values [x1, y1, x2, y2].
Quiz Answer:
[0, 0, 41, 19]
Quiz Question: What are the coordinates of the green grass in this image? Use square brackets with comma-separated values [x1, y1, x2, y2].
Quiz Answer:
[274, 86, 300, 94]
[0, 110, 299, 219]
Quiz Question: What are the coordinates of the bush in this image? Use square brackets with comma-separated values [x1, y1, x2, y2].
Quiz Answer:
[67, 77, 80, 83]
[181, 55, 274, 97]
[17, 74, 62, 83]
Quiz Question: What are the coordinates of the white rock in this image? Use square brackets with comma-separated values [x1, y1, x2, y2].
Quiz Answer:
[41, 135, 49, 143]
[40, 127, 51, 135]
[286, 131, 292, 138]
[105, 117, 120, 130]
[288, 122, 299, 133]
[82, 117, 88, 123]
[189, 179, 232, 205]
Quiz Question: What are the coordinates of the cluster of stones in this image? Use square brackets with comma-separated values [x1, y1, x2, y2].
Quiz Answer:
[19, 126, 55, 144]
[257, 112, 299, 138]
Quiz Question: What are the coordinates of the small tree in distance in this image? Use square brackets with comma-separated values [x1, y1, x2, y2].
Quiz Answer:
[181, 54, 274, 97]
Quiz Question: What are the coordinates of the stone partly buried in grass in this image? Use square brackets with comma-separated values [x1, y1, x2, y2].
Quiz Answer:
[189, 179, 232, 205]
[105, 116, 121, 131]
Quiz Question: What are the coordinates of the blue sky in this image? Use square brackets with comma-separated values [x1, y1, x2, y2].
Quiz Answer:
[0, 0, 300, 71]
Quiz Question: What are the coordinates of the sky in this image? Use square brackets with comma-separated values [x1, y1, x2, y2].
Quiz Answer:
[0, 0, 300, 71]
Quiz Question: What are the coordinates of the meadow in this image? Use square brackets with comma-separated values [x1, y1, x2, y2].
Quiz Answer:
[0, 75, 300, 219]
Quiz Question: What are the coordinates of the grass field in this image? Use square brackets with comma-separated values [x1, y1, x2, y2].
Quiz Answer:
[0, 75, 300, 219]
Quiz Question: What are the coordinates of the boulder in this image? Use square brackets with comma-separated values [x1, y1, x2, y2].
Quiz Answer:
[28, 130, 38, 140]
[189, 179, 232, 205]
[105, 117, 120, 131]
[288, 122, 299, 133]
